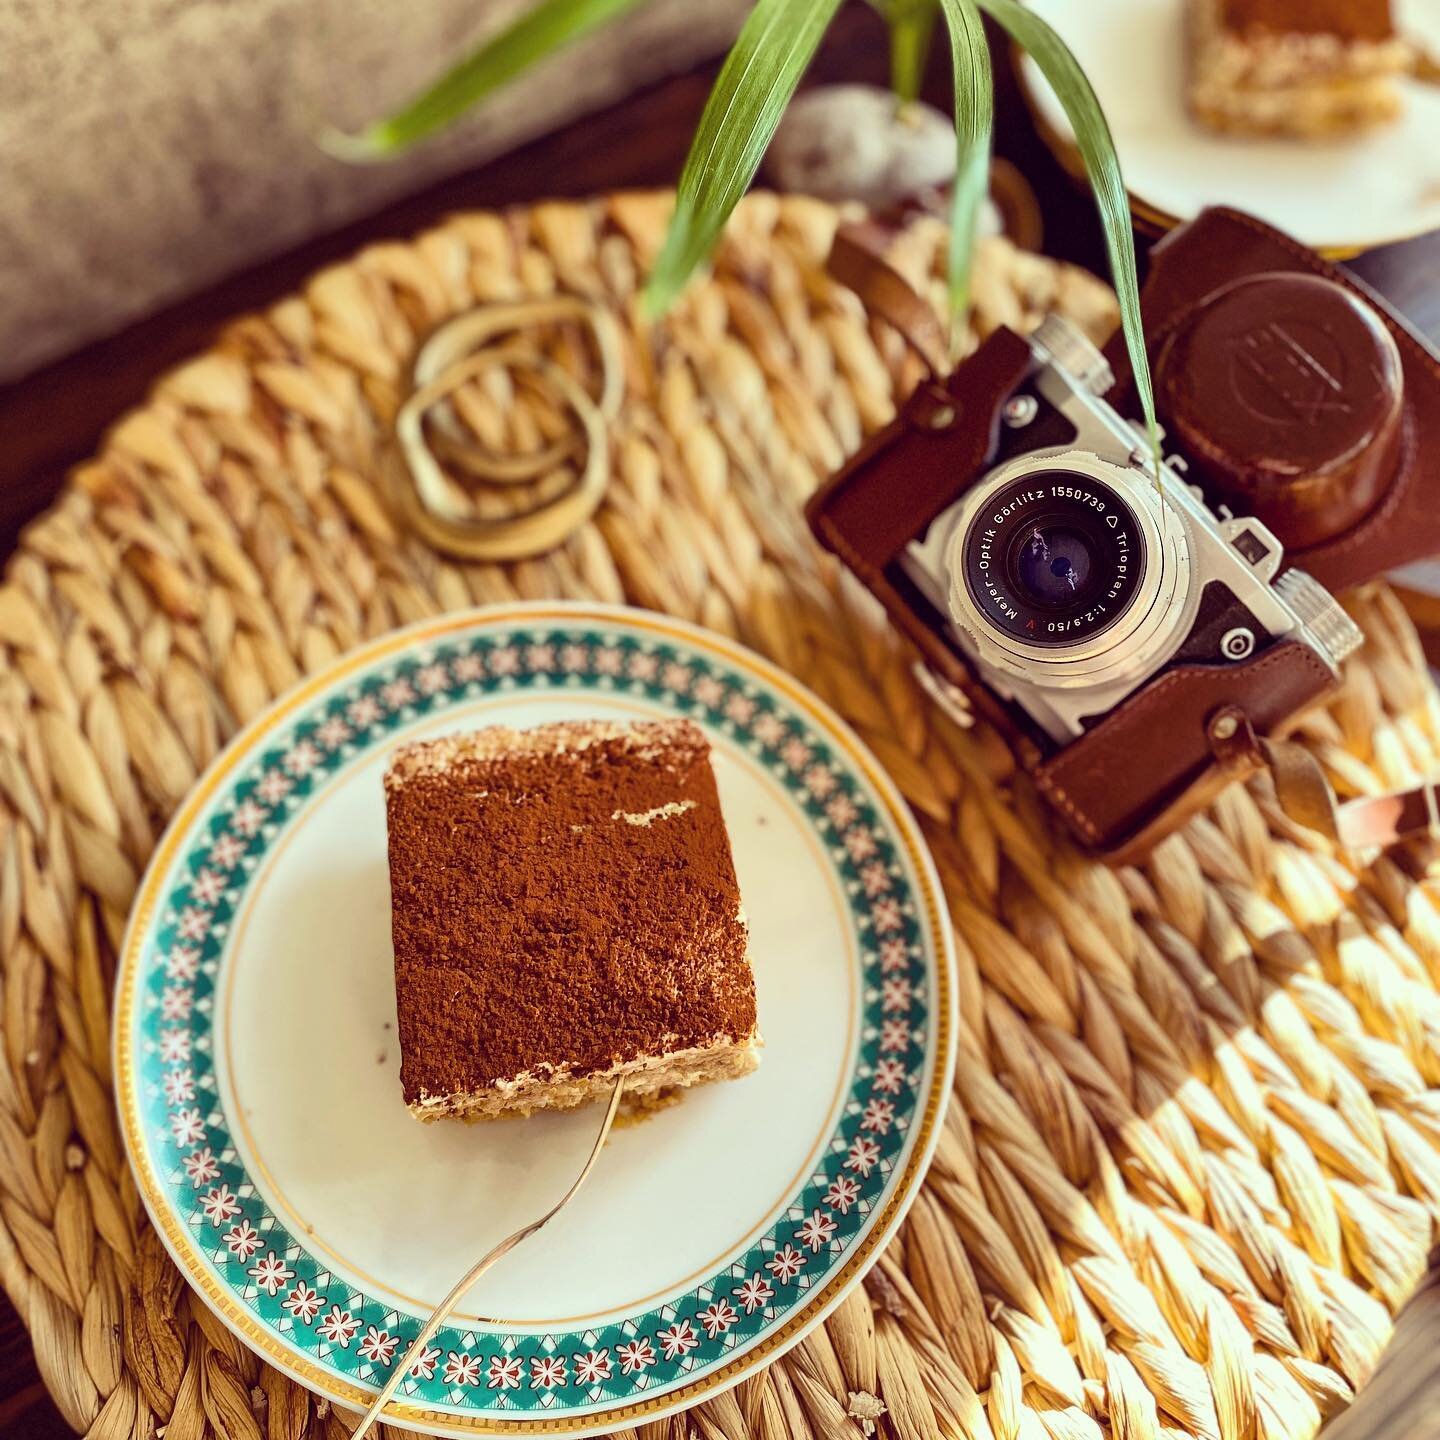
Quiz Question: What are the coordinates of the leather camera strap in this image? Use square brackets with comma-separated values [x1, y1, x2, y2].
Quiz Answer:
[827, 221, 948, 376]
[1213, 708, 1439, 848]
[1263, 734, 1440, 849]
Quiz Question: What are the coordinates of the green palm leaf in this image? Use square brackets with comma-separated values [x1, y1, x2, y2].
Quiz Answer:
[977, 0, 1160, 466]
[642, 0, 844, 316]
[342, 0, 1155, 471]
[935, 0, 991, 357]
[884, 0, 940, 104]
[330, 0, 648, 158]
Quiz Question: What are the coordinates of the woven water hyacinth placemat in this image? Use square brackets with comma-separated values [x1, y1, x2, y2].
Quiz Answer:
[3, 190, 1440, 1440]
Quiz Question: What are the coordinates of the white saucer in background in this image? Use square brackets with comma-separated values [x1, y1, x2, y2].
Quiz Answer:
[1019, 0, 1440, 255]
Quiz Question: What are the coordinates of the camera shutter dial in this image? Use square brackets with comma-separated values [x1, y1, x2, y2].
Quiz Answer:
[1032, 315, 1115, 397]
[1274, 568, 1364, 669]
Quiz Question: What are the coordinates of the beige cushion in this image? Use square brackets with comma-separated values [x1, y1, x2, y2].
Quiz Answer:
[1, 0, 744, 381]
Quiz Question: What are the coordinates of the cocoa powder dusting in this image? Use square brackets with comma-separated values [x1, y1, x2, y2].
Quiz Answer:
[384, 719, 756, 1106]
[1220, 0, 1394, 42]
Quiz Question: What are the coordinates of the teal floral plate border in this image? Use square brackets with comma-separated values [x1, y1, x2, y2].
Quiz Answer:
[115, 604, 957, 1436]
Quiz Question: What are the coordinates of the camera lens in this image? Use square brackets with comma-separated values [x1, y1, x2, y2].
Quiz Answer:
[1012, 524, 1095, 607]
[960, 469, 1147, 649]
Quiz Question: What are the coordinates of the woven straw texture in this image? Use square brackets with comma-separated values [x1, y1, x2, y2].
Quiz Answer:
[3, 191, 1440, 1440]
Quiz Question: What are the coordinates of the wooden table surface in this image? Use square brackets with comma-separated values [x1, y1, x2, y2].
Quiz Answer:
[1, 8, 1436, 1436]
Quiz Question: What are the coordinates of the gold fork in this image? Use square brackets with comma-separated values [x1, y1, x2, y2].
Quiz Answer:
[348, 1078, 625, 1440]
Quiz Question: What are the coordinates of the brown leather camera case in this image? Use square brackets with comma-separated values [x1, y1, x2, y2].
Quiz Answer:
[1107, 208, 1440, 593]
[807, 208, 1440, 860]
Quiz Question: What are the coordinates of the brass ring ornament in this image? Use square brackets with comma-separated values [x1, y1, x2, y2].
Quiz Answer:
[395, 346, 610, 561]
[394, 298, 622, 560]
[412, 297, 624, 420]
[412, 297, 622, 481]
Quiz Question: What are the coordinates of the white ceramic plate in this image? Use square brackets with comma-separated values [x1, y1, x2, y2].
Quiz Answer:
[1020, 0, 1440, 254]
[115, 604, 957, 1436]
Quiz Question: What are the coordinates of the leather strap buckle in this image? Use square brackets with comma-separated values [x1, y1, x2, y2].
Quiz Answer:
[1206, 705, 1264, 774]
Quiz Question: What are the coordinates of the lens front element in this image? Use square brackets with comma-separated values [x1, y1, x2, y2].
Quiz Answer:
[1012, 523, 1095, 606]
[962, 470, 1146, 649]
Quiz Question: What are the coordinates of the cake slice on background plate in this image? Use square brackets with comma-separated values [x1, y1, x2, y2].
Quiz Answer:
[1186, 0, 1413, 137]
[384, 717, 760, 1121]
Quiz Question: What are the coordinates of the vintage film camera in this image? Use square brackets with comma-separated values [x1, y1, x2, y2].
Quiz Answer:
[809, 209, 1440, 860]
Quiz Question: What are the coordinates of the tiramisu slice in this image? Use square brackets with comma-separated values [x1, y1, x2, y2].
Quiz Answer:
[384, 718, 760, 1120]
[1186, 0, 1411, 138]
